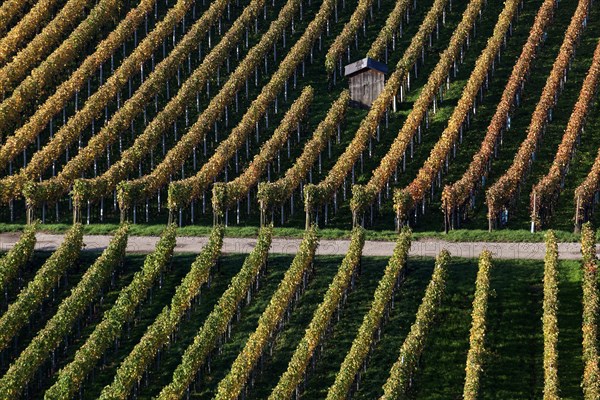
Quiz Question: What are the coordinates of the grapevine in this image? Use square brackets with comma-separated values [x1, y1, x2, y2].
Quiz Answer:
[532, 39, 600, 230]
[98, 225, 223, 400]
[574, 148, 600, 230]
[390, 0, 520, 225]
[0, 223, 129, 398]
[0, 221, 36, 292]
[0, 223, 83, 354]
[441, 0, 557, 229]
[0, 0, 35, 35]
[269, 227, 365, 400]
[325, 0, 375, 75]
[542, 231, 560, 400]
[380, 249, 450, 399]
[18, 0, 264, 206]
[0, 0, 119, 101]
[71, 0, 302, 208]
[580, 223, 600, 399]
[211, 86, 313, 218]
[353, 0, 498, 224]
[367, 0, 412, 61]
[0, 0, 66, 65]
[157, 225, 272, 399]
[214, 226, 318, 400]
[45, 224, 177, 400]
[0, 0, 159, 173]
[463, 250, 493, 400]
[485, 0, 591, 230]
[304, 0, 448, 220]
[161, 0, 337, 211]
[257, 90, 349, 220]
[0, 0, 220, 200]
[325, 228, 411, 400]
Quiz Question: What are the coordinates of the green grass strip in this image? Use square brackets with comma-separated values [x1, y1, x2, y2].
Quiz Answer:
[0, 222, 590, 243]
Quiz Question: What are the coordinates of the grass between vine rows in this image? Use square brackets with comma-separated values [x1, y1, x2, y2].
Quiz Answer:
[0, 252, 584, 398]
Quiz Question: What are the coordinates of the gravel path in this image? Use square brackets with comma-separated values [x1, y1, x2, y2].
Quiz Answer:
[0, 232, 590, 260]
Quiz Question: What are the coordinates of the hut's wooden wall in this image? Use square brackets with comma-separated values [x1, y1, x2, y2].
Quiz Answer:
[348, 70, 385, 108]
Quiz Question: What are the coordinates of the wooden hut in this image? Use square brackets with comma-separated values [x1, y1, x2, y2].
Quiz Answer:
[344, 57, 388, 109]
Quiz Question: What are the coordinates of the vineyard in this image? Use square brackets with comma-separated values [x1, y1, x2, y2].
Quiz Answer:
[0, 222, 597, 399]
[0, 0, 597, 234]
[1, 0, 600, 397]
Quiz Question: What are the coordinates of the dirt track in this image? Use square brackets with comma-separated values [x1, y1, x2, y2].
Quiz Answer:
[0, 232, 591, 260]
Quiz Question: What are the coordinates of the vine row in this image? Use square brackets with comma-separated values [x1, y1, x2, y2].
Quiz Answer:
[71, 0, 302, 208]
[542, 231, 560, 399]
[325, 0, 375, 75]
[0, 221, 36, 292]
[45, 224, 177, 400]
[0, 223, 129, 398]
[388, 0, 518, 226]
[0, 0, 35, 35]
[304, 0, 448, 220]
[531, 39, 600, 230]
[0, 0, 159, 173]
[20, 0, 263, 207]
[214, 226, 318, 400]
[0, 0, 66, 65]
[580, 223, 600, 399]
[462, 250, 492, 400]
[0, 223, 83, 354]
[0, 0, 222, 203]
[211, 86, 313, 218]
[350, 0, 493, 223]
[325, 228, 411, 400]
[380, 249, 450, 399]
[0, 0, 120, 103]
[98, 225, 223, 400]
[485, 0, 591, 229]
[148, 0, 336, 212]
[441, 0, 557, 230]
[269, 227, 365, 399]
[367, 0, 413, 62]
[574, 149, 600, 230]
[257, 90, 349, 220]
[156, 225, 272, 399]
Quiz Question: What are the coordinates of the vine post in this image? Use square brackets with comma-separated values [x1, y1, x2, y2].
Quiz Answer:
[26, 205, 34, 226]
[531, 190, 537, 233]
[575, 195, 581, 233]
[259, 199, 266, 227]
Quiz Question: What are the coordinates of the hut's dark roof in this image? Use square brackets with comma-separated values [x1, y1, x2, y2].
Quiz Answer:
[344, 57, 388, 78]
